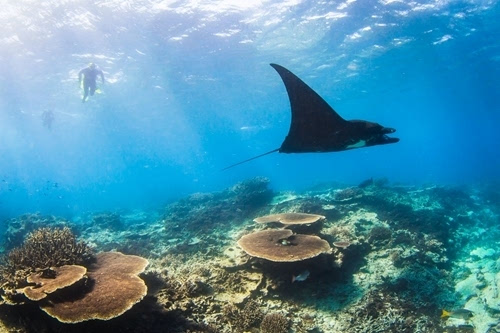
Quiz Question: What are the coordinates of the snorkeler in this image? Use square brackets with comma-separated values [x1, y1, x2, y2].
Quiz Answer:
[41, 109, 54, 130]
[78, 63, 105, 103]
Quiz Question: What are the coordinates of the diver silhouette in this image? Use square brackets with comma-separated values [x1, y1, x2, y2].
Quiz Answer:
[78, 63, 105, 103]
[41, 109, 54, 130]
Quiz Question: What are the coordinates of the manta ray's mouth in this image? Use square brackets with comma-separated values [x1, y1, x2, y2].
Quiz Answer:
[382, 135, 400, 144]
[379, 127, 399, 144]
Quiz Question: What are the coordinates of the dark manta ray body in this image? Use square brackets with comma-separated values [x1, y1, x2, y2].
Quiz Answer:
[223, 64, 399, 170]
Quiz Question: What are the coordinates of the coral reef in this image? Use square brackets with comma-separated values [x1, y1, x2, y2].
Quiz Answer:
[40, 252, 149, 323]
[89, 212, 123, 230]
[333, 186, 364, 201]
[332, 290, 438, 332]
[1, 213, 68, 252]
[237, 229, 331, 262]
[231, 300, 264, 331]
[163, 177, 273, 233]
[1, 180, 499, 332]
[0, 227, 94, 293]
[254, 212, 325, 225]
[23, 265, 87, 301]
[260, 313, 289, 333]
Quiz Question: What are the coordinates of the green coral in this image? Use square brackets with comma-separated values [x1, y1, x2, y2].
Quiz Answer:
[260, 313, 289, 333]
[0, 227, 94, 290]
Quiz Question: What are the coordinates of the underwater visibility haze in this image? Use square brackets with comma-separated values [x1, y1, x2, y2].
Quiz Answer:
[0, 0, 499, 216]
[1, 1, 500, 332]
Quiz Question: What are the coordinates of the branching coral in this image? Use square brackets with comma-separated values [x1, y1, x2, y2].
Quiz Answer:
[224, 300, 264, 332]
[368, 226, 392, 246]
[0, 227, 94, 290]
[260, 313, 289, 333]
[334, 291, 422, 332]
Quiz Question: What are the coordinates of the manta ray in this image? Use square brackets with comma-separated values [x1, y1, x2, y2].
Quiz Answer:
[223, 63, 399, 170]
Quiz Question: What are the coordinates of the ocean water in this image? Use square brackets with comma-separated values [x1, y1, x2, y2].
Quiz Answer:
[0, 2, 499, 332]
[1, 0, 498, 218]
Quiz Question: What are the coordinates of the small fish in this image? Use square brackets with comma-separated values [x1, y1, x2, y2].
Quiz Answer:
[333, 241, 351, 249]
[292, 270, 310, 283]
[441, 309, 473, 320]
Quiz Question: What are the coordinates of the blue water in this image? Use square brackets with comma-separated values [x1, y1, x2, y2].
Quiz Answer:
[0, 0, 499, 219]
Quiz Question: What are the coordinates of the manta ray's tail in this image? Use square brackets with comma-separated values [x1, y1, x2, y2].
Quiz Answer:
[222, 148, 279, 171]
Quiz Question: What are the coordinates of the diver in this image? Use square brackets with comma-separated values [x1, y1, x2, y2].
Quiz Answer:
[78, 63, 105, 103]
[41, 109, 54, 130]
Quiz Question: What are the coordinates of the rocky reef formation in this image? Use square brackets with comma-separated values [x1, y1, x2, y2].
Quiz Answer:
[0, 178, 498, 332]
[1, 213, 69, 252]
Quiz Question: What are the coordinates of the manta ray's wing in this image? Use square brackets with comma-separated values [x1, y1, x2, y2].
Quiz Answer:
[271, 63, 350, 153]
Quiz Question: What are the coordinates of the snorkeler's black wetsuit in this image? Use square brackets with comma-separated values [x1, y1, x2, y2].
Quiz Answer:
[78, 66, 104, 102]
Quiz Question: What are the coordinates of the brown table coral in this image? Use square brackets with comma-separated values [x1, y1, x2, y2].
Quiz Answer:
[237, 229, 331, 262]
[40, 251, 149, 323]
[253, 213, 325, 225]
[23, 265, 87, 301]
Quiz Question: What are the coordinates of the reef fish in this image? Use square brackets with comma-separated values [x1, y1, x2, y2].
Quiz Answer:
[441, 309, 473, 320]
[333, 241, 351, 249]
[292, 270, 310, 283]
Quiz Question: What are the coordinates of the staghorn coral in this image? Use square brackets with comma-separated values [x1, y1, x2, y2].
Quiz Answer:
[235, 300, 264, 332]
[260, 313, 289, 333]
[222, 300, 264, 332]
[0, 227, 94, 291]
